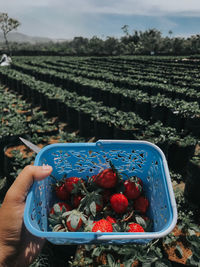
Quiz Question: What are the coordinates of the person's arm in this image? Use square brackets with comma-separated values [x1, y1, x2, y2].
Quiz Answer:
[0, 164, 52, 267]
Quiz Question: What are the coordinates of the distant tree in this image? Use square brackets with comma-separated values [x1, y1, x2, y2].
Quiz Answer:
[104, 36, 122, 55]
[168, 30, 173, 37]
[88, 36, 104, 55]
[172, 37, 185, 55]
[70, 37, 89, 55]
[121, 25, 129, 36]
[0, 12, 20, 55]
[139, 28, 162, 54]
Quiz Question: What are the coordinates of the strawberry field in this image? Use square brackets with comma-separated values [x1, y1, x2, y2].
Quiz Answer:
[0, 55, 200, 266]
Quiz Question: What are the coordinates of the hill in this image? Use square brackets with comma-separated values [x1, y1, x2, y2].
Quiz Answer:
[0, 32, 60, 44]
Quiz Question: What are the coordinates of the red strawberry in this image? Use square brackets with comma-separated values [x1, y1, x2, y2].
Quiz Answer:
[106, 216, 117, 224]
[128, 223, 144, 232]
[50, 202, 71, 215]
[134, 195, 149, 214]
[110, 193, 128, 214]
[124, 176, 143, 200]
[55, 183, 70, 201]
[72, 195, 83, 208]
[95, 168, 117, 189]
[96, 197, 103, 212]
[102, 189, 112, 204]
[64, 177, 83, 193]
[92, 219, 113, 232]
[67, 218, 83, 232]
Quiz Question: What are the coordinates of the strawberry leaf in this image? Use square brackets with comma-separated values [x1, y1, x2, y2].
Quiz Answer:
[90, 201, 97, 217]
[69, 215, 79, 229]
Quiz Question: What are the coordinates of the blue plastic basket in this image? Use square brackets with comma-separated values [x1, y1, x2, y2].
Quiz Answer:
[24, 140, 177, 245]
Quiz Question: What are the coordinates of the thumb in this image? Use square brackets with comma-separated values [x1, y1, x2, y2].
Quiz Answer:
[5, 164, 53, 203]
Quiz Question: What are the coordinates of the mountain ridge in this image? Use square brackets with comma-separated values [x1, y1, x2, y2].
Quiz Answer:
[0, 32, 67, 44]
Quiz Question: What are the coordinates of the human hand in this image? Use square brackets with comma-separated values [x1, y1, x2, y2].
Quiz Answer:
[0, 164, 52, 267]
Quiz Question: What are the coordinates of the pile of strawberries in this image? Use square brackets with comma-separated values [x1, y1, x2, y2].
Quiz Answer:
[48, 162, 152, 233]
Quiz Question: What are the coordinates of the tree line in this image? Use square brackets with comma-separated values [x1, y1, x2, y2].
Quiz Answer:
[1, 13, 200, 56]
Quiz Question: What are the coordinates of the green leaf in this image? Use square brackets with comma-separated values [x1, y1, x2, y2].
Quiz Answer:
[142, 263, 152, 267]
[135, 215, 147, 229]
[91, 247, 103, 257]
[90, 201, 97, 217]
[154, 259, 172, 267]
[107, 254, 115, 266]
[53, 204, 61, 214]
[124, 259, 135, 267]
[69, 215, 79, 229]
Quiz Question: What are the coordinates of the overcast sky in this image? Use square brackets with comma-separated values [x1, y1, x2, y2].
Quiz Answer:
[0, 0, 200, 39]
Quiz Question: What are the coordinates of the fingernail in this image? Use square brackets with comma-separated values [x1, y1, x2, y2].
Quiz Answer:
[42, 164, 52, 171]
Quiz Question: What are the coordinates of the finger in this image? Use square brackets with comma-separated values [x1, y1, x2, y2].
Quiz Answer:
[5, 164, 53, 203]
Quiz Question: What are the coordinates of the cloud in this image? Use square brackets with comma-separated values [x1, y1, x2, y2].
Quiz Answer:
[0, 0, 200, 38]
[49, 0, 200, 16]
[2, 0, 200, 17]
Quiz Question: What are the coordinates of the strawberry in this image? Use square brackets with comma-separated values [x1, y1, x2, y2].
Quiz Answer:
[94, 168, 117, 188]
[110, 193, 128, 214]
[50, 202, 71, 215]
[134, 195, 149, 214]
[72, 195, 83, 208]
[127, 223, 144, 232]
[96, 197, 103, 212]
[92, 219, 113, 232]
[64, 177, 83, 193]
[102, 189, 112, 204]
[64, 209, 87, 232]
[124, 176, 143, 200]
[67, 218, 83, 232]
[55, 183, 70, 201]
[106, 216, 117, 224]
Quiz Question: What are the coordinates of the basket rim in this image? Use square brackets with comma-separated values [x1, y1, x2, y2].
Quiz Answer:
[24, 139, 177, 241]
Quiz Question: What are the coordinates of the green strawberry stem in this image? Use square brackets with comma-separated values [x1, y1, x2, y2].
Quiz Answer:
[50, 174, 58, 182]
[121, 210, 135, 222]
[81, 181, 89, 194]
[109, 160, 122, 181]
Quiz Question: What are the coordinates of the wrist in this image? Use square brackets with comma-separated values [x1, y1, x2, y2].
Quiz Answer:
[0, 245, 15, 267]
[0, 250, 7, 267]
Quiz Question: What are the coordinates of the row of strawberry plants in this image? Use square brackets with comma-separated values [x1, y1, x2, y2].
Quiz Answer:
[17, 54, 200, 88]
[86, 58, 200, 90]
[0, 85, 58, 141]
[95, 56, 200, 73]
[85, 58, 200, 91]
[23, 55, 200, 104]
[29, 58, 200, 94]
[40, 59, 200, 99]
[43, 56, 200, 92]
[12, 59, 200, 110]
[0, 84, 58, 178]
[0, 67, 197, 178]
[33, 61, 200, 135]
[11, 61, 200, 136]
[58, 55, 200, 80]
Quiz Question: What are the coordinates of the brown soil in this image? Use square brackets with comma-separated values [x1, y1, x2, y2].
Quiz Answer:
[4, 136, 61, 159]
[173, 181, 185, 192]
[16, 109, 30, 114]
[5, 144, 44, 158]
[48, 136, 61, 144]
[163, 225, 200, 265]
[164, 241, 192, 265]
[194, 143, 200, 155]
